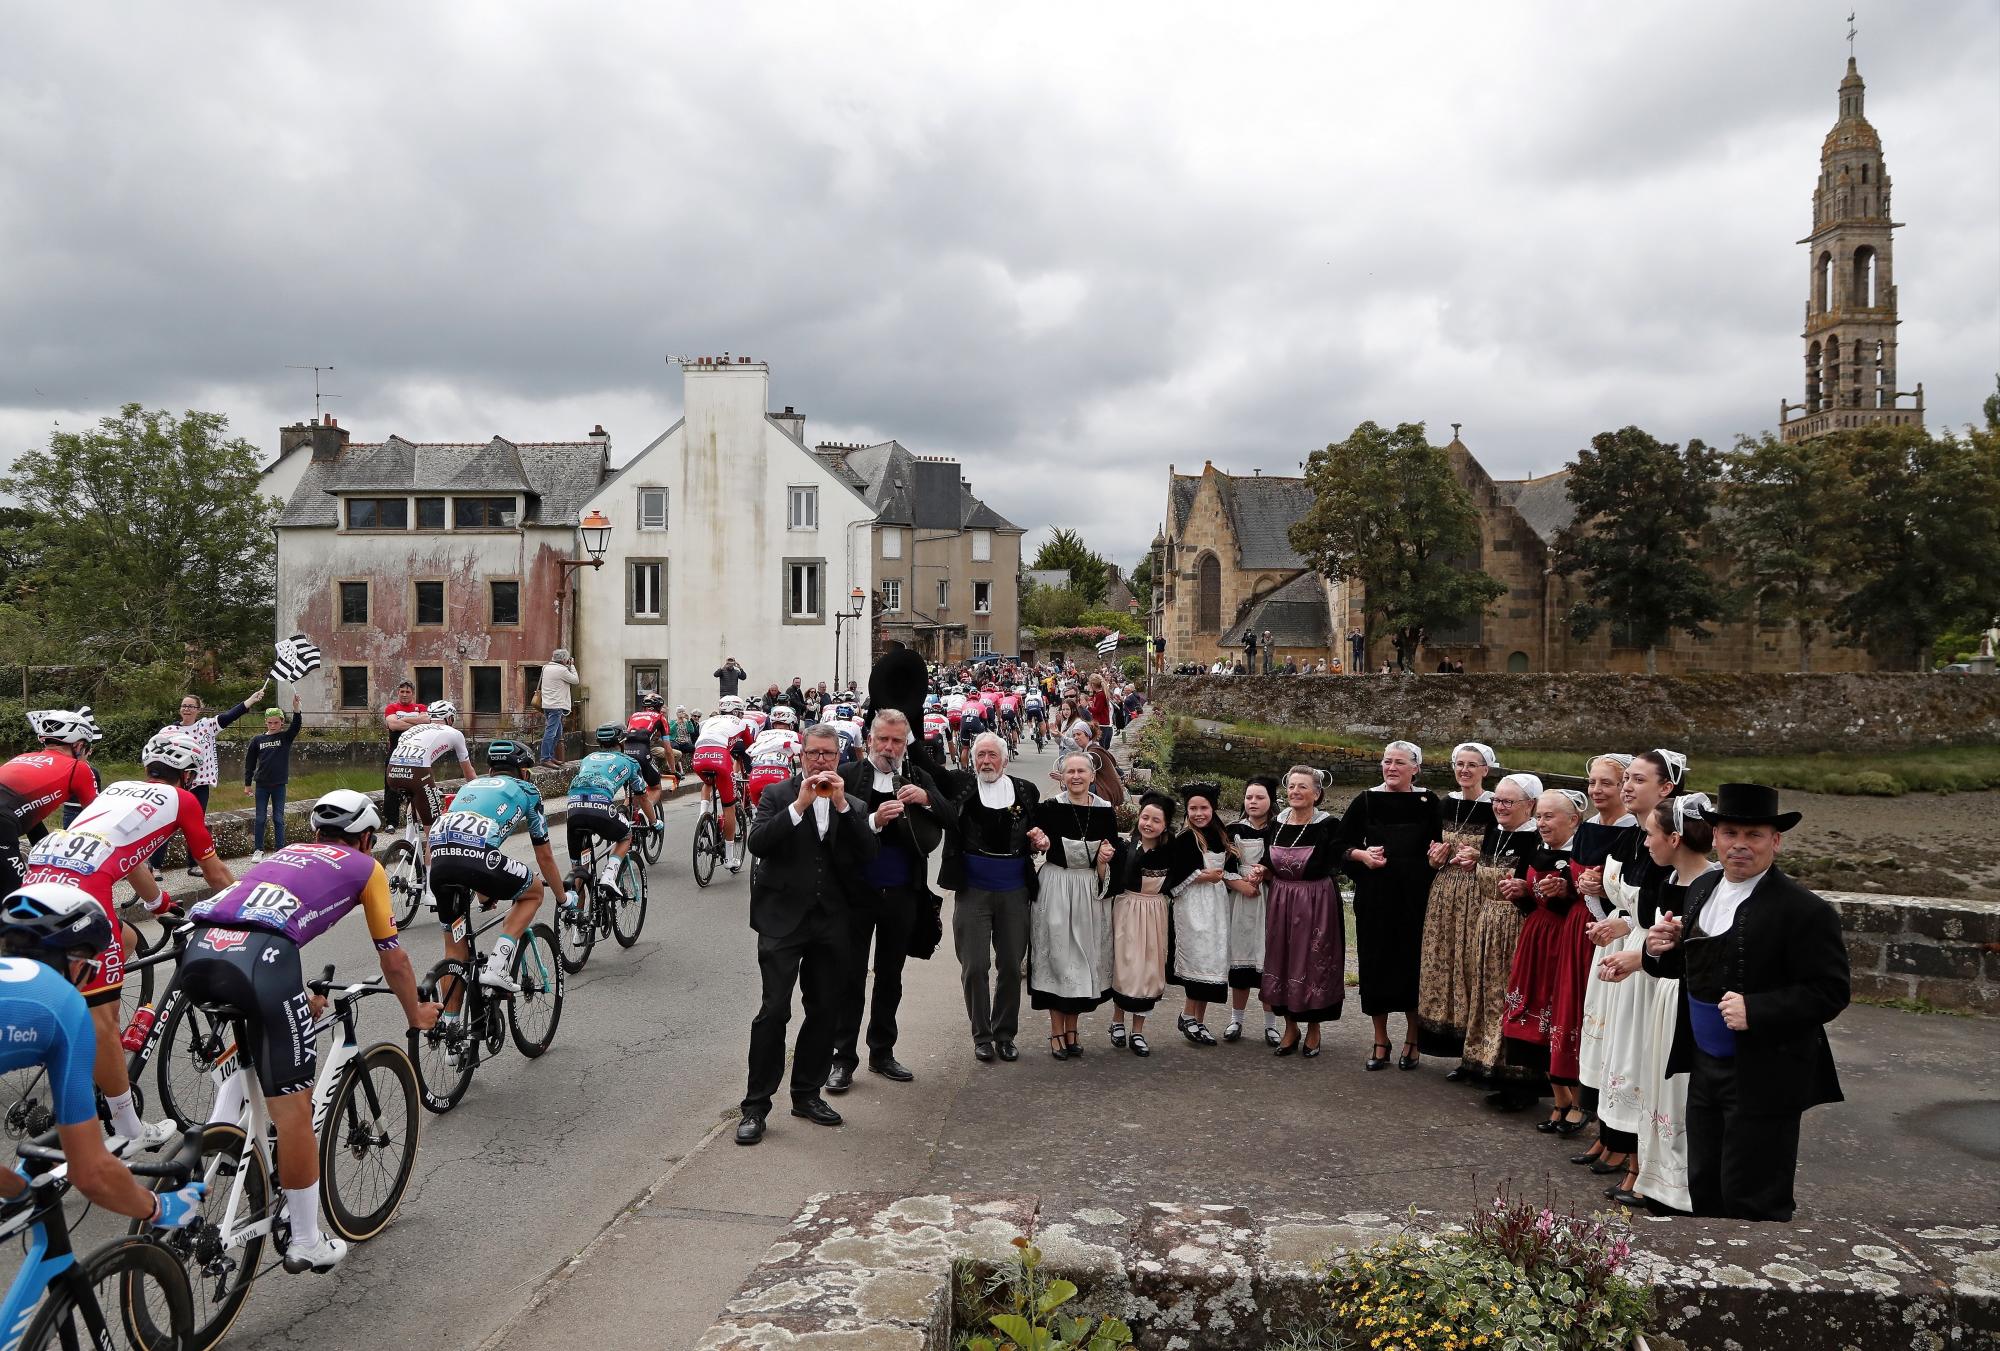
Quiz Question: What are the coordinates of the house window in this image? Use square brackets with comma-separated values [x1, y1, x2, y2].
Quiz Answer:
[414, 580, 445, 626]
[346, 498, 407, 530]
[638, 487, 668, 531]
[937, 579, 950, 610]
[881, 579, 903, 613]
[787, 561, 823, 621]
[630, 665, 662, 709]
[881, 528, 903, 560]
[489, 579, 520, 626]
[788, 486, 818, 530]
[338, 580, 369, 626]
[455, 497, 517, 529]
[974, 581, 992, 614]
[337, 666, 369, 709]
[415, 497, 446, 530]
[630, 560, 664, 622]
[972, 530, 992, 562]
[973, 633, 993, 657]
[468, 666, 503, 717]
[414, 666, 445, 704]
[520, 664, 541, 709]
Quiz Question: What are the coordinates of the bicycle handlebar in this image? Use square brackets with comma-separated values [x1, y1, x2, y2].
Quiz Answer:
[307, 963, 394, 1001]
[16, 1124, 206, 1187]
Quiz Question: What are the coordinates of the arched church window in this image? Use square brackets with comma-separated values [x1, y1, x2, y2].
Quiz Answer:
[1196, 553, 1221, 633]
[1852, 246, 1877, 308]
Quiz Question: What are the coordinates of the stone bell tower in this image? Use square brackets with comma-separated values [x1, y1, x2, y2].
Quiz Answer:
[1779, 56, 1924, 442]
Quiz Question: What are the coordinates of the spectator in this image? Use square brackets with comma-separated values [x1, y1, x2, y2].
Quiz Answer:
[537, 649, 580, 766]
[1283, 656, 1299, 675]
[761, 683, 786, 713]
[151, 678, 265, 878]
[242, 694, 303, 861]
[715, 657, 748, 698]
[381, 679, 430, 830]
[1263, 631, 1276, 674]
[1330, 657, 1343, 674]
[785, 678, 809, 718]
[1243, 630, 1259, 673]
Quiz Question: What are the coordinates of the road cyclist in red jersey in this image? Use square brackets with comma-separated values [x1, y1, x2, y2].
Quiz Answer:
[0, 708, 102, 893]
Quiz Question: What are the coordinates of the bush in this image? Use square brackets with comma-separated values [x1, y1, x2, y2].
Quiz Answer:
[1119, 656, 1145, 683]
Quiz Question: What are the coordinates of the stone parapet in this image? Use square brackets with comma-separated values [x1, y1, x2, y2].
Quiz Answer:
[1825, 891, 2000, 1014]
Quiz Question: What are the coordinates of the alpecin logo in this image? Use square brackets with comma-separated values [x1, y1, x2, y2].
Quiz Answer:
[201, 929, 250, 952]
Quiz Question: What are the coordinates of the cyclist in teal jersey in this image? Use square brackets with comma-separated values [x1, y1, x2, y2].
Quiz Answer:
[426, 740, 565, 995]
[567, 726, 662, 898]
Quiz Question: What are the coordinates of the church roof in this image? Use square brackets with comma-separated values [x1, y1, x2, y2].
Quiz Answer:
[1218, 475, 1316, 570]
[1492, 470, 1576, 546]
[1220, 572, 1329, 649]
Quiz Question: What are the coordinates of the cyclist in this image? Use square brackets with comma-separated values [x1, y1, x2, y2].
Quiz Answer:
[25, 730, 233, 1147]
[921, 703, 951, 766]
[384, 700, 477, 858]
[691, 696, 754, 873]
[428, 739, 565, 995]
[565, 725, 662, 899]
[744, 707, 802, 812]
[178, 791, 439, 1273]
[955, 701, 989, 772]
[625, 692, 682, 784]
[0, 708, 101, 892]
[997, 688, 1022, 753]
[0, 883, 206, 1227]
[1022, 686, 1046, 746]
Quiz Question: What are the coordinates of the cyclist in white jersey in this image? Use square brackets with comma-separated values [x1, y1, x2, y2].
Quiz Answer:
[385, 701, 477, 868]
[690, 695, 756, 870]
[744, 711, 803, 813]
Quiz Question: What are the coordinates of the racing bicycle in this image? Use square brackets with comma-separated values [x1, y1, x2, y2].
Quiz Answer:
[690, 767, 746, 888]
[555, 829, 648, 973]
[410, 889, 563, 1113]
[380, 812, 432, 930]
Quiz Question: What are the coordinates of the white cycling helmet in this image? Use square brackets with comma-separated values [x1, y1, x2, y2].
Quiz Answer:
[769, 706, 798, 727]
[427, 700, 458, 723]
[718, 695, 746, 715]
[30, 707, 99, 746]
[141, 730, 202, 774]
[310, 789, 383, 837]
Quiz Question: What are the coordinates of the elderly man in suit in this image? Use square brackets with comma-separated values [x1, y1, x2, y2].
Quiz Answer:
[1644, 783, 1850, 1221]
[826, 708, 956, 1093]
[942, 732, 1042, 1062]
[736, 723, 879, 1146]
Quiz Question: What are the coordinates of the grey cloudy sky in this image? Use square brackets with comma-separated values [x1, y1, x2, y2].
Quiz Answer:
[3, 1, 1995, 565]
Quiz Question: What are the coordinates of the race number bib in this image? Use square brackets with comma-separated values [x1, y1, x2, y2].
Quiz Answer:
[431, 810, 497, 848]
[236, 881, 302, 925]
[27, 831, 114, 876]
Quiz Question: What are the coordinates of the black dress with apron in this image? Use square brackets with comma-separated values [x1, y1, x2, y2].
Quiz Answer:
[1338, 787, 1442, 1016]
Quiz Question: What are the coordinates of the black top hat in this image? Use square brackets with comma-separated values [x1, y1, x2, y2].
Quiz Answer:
[1696, 782, 1801, 832]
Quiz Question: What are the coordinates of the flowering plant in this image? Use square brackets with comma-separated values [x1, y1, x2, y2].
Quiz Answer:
[1318, 1192, 1653, 1351]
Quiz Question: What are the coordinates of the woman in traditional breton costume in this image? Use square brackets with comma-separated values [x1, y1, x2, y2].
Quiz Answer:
[1468, 774, 1546, 1108]
[1029, 749, 1124, 1061]
[1339, 740, 1442, 1072]
[1500, 788, 1592, 1134]
[1169, 782, 1235, 1046]
[1416, 742, 1498, 1070]
[1259, 766, 1345, 1058]
[1573, 754, 1639, 919]
[1108, 790, 1179, 1058]
[1223, 776, 1280, 1045]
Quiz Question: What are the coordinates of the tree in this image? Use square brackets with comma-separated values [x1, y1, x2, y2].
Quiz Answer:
[1032, 527, 1109, 605]
[1021, 581, 1088, 630]
[1128, 551, 1154, 607]
[1287, 420, 1504, 669]
[1984, 373, 1999, 432]
[1826, 423, 2000, 670]
[1722, 433, 1855, 671]
[0, 405, 279, 671]
[1553, 426, 1725, 674]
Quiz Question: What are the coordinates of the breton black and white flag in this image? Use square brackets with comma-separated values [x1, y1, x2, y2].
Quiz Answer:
[269, 634, 323, 684]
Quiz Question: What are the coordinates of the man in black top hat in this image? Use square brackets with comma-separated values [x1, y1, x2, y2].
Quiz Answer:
[1644, 783, 1850, 1221]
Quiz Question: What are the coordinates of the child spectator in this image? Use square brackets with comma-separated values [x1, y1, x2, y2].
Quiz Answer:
[243, 695, 302, 861]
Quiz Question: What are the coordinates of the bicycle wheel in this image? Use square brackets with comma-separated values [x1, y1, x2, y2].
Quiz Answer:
[612, 855, 648, 947]
[320, 1041, 420, 1242]
[137, 1121, 263, 1351]
[23, 1234, 192, 1351]
[382, 838, 426, 928]
[414, 960, 476, 1113]
[507, 923, 564, 1057]
[154, 999, 237, 1130]
[0, 1065, 56, 1141]
[638, 808, 665, 866]
[555, 876, 596, 973]
[691, 812, 719, 888]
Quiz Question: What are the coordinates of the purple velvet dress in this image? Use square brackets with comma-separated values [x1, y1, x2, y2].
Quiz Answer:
[1259, 812, 1344, 1021]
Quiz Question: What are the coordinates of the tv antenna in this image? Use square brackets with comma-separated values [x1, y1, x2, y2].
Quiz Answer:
[285, 364, 342, 421]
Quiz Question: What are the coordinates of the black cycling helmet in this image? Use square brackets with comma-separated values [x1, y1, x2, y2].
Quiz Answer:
[485, 739, 536, 775]
[595, 723, 624, 748]
[1, 883, 114, 966]
[640, 692, 665, 711]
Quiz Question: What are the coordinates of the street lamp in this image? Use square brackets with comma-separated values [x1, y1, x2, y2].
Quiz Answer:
[833, 585, 869, 689]
[556, 508, 615, 661]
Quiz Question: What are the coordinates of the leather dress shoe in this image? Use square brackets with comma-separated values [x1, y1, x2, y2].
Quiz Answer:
[825, 1064, 854, 1094]
[735, 1113, 767, 1146]
[996, 1041, 1019, 1062]
[868, 1056, 915, 1082]
[973, 1042, 996, 1063]
[790, 1096, 843, 1127]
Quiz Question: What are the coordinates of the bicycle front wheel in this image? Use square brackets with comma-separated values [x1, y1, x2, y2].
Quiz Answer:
[555, 877, 596, 974]
[154, 1000, 237, 1130]
[414, 960, 476, 1113]
[507, 923, 564, 1057]
[23, 1234, 192, 1351]
[638, 809, 665, 866]
[612, 855, 648, 947]
[321, 1041, 420, 1242]
[691, 812, 719, 888]
[383, 839, 426, 928]
[134, 1121, 264, 1351]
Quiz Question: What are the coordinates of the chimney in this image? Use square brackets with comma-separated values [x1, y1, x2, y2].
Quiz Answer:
[282, 416, 349, 463]
[590, 424, 609, 443]
[771, 405, 806, 443]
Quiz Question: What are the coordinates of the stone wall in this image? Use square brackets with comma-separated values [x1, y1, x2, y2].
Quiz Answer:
[1830, 891, 2000, 1014]
[1150, 672, 2000, 754]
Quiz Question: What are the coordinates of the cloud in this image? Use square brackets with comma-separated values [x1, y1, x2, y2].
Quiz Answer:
[1, 0, 1994, 564]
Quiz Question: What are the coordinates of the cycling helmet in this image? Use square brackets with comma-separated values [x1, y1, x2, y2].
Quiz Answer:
[1, 882, 113, 963]
[142, 730, 202, 775]
[485, 739, 536, 773]
[595, 723, 625, 747]
[718, 695, 746, 716]
[30, 707, 99, 746]
[769, 706, 797, 727]
[641, 692, 666, 711]
[309, 789, 383, 838]
[924, 693, 940, 708]
[427, 700, 458, 723]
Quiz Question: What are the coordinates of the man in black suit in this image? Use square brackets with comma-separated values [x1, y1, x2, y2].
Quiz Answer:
[1644, 783, 1850, 1221]
[940, 732, 1042, 1062]
[736, 723, 879, 1145]
[825, 708, 956, 1093]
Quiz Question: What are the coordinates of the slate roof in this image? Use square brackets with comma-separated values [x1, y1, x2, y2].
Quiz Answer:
[1220, 571, 1329, 648]
[1493, 470, 1576, 546]
[826, 440, 1022, 532]
[278, 435, 609, 528]
[1168, 474, 1200, 532]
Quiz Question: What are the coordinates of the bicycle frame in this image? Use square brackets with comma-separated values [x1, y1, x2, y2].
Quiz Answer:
[0, 1180, 77, 1351]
